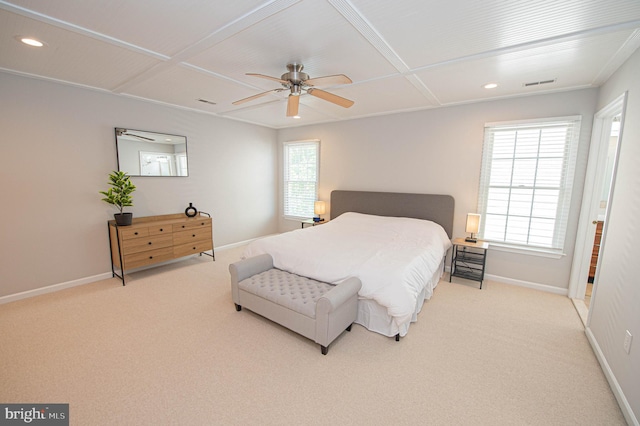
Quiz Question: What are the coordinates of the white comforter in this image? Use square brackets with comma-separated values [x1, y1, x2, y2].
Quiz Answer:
[243, 212, 452, 329]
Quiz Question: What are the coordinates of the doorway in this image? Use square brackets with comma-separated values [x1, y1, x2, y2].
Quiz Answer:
[585, 116, 620, 307]
[569, 93, 626, 325]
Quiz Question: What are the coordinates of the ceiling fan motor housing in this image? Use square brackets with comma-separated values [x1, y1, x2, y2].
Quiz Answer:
[281, 63, 308, 88]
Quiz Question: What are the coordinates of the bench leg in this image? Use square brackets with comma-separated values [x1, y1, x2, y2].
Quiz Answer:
[235, 304, 242, 312]
[395, 333, 400, 342]
[321, 345, 328, 355]
[346, 324, 352, 332]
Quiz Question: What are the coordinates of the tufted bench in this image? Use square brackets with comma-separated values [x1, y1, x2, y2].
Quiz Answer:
[229, 254, 361, 355]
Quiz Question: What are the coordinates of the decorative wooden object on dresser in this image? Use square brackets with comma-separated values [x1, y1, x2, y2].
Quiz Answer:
[108, 212, 214, 285]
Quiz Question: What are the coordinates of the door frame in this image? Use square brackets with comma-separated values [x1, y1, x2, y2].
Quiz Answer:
[568, 92, 627, 307]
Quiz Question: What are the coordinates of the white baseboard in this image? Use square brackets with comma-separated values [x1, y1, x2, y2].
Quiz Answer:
[484, 273, 569, 295]
[444, 265, 569, 295]
[0, 242, 255, 306]
[0, 272, 113, 305]
[586, 327, 639, 426]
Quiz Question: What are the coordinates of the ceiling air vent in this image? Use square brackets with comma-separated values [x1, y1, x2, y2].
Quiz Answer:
[523, 79, 556, 87]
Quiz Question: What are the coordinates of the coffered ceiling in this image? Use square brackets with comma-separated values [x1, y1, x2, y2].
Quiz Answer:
[1, 0, 639, 129]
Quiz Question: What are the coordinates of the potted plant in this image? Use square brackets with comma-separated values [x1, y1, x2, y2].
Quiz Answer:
[100, 170, 136, 226]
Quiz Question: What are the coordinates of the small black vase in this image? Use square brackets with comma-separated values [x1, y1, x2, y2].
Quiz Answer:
[114, 212, 133, 226]
[185, 203, 198, 217]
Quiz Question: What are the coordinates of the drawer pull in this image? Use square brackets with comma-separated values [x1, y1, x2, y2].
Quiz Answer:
[192, 234, 196, 237]
[160, 228, 163, 232]
[148, 242, 152, 245]
[149, 256, 153, 259]
[182, 225, 185, 228]
[134, 232, 139, 235]
[193, 247, 196, 250]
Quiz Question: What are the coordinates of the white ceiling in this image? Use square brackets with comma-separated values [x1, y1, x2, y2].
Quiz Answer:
[1, 0, 640, 129]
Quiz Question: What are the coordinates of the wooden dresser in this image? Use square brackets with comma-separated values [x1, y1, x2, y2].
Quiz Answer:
[108, 212, 214, 284]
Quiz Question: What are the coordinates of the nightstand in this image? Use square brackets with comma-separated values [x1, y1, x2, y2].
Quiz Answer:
[301, 219, 327, 228]
[449, 238, 489, 289]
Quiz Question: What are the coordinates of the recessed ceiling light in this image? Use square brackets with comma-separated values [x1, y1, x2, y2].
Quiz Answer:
[16, 36, 45, 47]
[483, 83, 498, 89]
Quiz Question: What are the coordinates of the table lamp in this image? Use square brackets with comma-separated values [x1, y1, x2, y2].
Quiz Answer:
[314, 201, 326, 222]
[465, 213, 480, 243]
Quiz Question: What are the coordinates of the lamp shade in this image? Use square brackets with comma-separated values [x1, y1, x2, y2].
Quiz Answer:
[465, 213, 481, 234]
[314, 201, 326, 215]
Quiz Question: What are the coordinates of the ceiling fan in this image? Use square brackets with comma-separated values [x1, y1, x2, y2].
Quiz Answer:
[233, 63, 354, 117]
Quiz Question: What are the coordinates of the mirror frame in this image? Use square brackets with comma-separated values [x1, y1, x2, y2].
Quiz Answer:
[115, 128, 189, 177]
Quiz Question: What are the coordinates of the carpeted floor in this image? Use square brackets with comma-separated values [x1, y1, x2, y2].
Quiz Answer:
[0, 246, 625, 425]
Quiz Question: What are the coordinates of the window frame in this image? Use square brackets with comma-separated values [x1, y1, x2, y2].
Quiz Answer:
[477, 116, 582, 257]
[282, 139, 320, 221]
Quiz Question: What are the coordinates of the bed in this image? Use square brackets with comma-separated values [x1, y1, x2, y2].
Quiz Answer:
[243, 190, 454, 338]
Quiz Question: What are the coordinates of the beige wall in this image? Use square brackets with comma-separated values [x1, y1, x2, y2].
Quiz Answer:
[0, 71, 601, 295]
[277, 89, 599, 290]
[589, 48, 640, 422]
[0, 72, 278, 298]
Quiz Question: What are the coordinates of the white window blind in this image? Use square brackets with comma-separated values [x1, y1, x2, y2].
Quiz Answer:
[283, 140, 319, 219]
[478, 116, 581, 253]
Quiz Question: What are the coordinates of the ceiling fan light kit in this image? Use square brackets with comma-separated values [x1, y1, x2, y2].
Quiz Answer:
[233, 63, 354, 118]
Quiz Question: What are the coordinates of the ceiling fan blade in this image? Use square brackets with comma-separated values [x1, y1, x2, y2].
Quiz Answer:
[305, 74, 352, 86]
[286, 94, 300, 117]
[307, 88, 354, 108]
[232, 89, 282, 105]
[246, 73, 289, 85]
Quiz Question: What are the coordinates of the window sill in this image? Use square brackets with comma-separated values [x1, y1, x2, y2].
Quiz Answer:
[486, 242, 566, 259]
[284, 216, 312, 221]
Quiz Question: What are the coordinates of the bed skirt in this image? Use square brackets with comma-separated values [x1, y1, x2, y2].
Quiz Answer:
[354, 257, 445, 337]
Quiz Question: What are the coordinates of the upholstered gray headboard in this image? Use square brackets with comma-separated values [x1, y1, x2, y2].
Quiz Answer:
[330, 190, 455, 238]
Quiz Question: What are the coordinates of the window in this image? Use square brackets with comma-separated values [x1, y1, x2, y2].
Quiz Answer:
[477, 116, 581, 254]
[283, 140, 319, 219]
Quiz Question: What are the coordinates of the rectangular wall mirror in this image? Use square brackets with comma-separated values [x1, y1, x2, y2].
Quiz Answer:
[115, 128, 188, 177]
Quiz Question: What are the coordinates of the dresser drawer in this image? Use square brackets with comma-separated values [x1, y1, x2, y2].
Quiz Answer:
[173, 218, 211, 232]
[174, 240, 214, 258]
[124, 247, 174, 269]
[173, 226, 212, 246]
[120, 227, 149, 240]
[148, 224, 172, 235]
[122, 233, 173, 254]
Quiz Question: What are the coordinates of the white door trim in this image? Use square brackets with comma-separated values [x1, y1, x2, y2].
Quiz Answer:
[568, 93, 627, 307]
